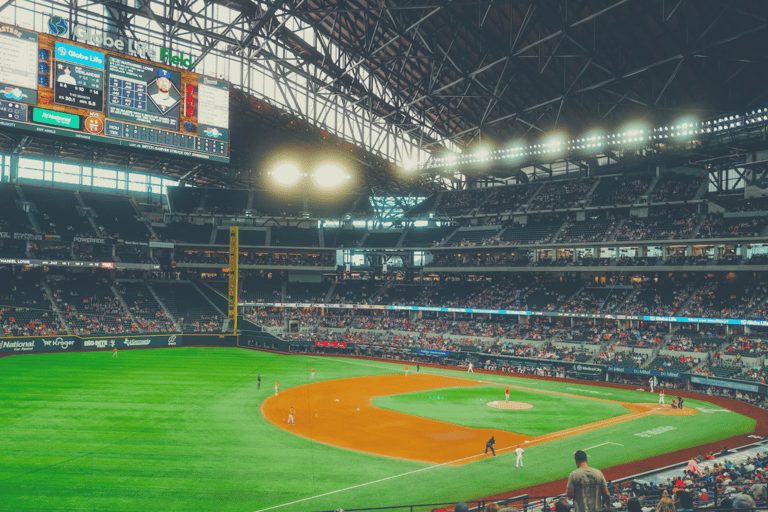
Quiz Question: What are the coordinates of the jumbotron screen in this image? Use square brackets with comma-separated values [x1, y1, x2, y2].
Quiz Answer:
[0, 22, 229, 162]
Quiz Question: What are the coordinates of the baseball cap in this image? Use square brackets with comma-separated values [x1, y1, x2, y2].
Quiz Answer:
[156, 68, 172, 79]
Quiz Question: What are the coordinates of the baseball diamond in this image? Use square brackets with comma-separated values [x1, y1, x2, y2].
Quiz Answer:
[0, 347, 759, 512]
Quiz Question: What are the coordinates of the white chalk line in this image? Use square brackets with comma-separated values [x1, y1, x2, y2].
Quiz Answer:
[252, 450, 493, 512]
[584, 442, 624, 451]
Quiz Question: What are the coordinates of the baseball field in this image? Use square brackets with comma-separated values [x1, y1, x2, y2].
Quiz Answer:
[0, 347, 758, 512]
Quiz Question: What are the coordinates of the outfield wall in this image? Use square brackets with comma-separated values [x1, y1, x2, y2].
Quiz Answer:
[0, 333, 237, 356]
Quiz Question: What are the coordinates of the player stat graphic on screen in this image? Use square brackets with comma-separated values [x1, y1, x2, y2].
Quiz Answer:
[106, 56, 180, 130]
[0, 21, 229, 162]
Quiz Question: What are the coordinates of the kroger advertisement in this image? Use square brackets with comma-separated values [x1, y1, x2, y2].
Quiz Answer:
[0, 334, 182, 354]
[0, 20, 229, 162]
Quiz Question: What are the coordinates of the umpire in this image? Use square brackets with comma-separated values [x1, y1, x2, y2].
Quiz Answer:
[485, 436, 496, 456]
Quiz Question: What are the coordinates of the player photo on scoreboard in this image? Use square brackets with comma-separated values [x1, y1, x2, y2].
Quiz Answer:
[106, 56, 181, 130]
[147, 68, 180, 117]
[53, 62, 105, 111]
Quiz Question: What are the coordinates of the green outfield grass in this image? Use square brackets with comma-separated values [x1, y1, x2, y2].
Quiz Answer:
[374, 386, 631, 435]
[0, 348, 755, 512]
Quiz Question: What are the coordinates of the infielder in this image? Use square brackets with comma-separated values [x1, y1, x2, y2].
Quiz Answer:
[404, 365, 409, 376]
[287, 406, 295, 425]
[505, 387, 510, 402]
[658, 390, 665, 406]
[311, 367, 315, 379]
[275, 380, 279, 396]
[515, 445, 525, 468]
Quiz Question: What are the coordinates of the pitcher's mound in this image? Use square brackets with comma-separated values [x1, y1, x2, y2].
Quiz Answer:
[486, 401, 533, 410]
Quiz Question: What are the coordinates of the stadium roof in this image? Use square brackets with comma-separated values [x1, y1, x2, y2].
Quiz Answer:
[3, 0, 768, 193]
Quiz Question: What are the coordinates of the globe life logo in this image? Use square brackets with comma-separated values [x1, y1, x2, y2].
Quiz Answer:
[73, 25, 156, 60]
[47, 16, 67, 36]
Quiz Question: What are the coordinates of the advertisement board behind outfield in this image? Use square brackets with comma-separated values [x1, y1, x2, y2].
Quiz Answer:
[0, 336, 80, 353]
[80, 334, 184, 350]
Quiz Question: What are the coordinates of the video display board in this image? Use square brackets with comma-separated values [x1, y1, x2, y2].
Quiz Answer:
[0, 22, 229, 162]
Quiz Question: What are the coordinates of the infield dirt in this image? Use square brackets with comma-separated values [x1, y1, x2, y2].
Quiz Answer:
[261, 373, 694, 465]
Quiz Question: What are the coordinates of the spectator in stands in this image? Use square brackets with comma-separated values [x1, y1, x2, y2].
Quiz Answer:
[567, 450, 611, 512]
[731, 493, 756, 511]
[655, 492, 675, 512]
[673, 489, 693, 512]
[553, 499, 571, 512]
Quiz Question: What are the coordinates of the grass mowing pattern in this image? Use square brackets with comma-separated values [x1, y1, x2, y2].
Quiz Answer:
[0, 348, 756, 512]
[374, 386, 630, 436]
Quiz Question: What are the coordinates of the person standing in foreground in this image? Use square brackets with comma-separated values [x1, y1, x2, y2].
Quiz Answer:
[515, 445, 525, 468]
[485, 436, 496, 456]
[566, 450, 611, 512]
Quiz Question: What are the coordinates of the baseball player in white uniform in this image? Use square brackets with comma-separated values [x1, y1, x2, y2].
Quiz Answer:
[658, 390, 665, 406]
[649, 376, 654, 393]
[515, 445, 525, 468]
[467, 362, 474, 373]
[288, 406, 295, 425]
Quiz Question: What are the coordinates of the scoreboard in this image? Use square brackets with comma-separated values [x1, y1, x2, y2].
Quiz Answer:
[0, 23, 229, 162]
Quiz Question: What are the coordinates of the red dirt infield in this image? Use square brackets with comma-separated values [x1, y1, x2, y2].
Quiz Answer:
[261, 372, 695, 466]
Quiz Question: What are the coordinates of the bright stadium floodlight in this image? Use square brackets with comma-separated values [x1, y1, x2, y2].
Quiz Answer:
[312, 162, 350, 189]
[542, 133, 566, 154]
[473, 145, 491, 163]
[270, 161, 303, 187]
[401, 151, 420, 173]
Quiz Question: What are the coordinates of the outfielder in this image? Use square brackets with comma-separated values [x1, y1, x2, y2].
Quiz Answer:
[515, 445, 525, 468]
[649, 376, 654, 393]
[311, 367, 315, 379]
[467, 362, 474, 373]
[658, 390, 665, 406]
[275, 380, 279, 396]
[505, 387, 510, 402]
[404, 365, 409, 376]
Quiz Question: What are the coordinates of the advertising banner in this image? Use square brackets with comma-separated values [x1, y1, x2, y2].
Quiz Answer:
[608, 366, 680, 378]
[418, 348, 450, 357]
[690, 375, 760, 393]
[80, 333, 182, 350]
[315, 341, 347, 348]
[0, 335, 79, 353]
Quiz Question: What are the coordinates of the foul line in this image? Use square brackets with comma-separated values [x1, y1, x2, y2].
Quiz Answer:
[584, 442, 625, 451]
[253, 450, 493, 512]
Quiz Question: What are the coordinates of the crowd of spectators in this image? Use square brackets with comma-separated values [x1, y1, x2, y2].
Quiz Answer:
[614, 208, 699, 241]
[528, 179, 595, 211]
[700, 214, 768, 238]
[178, 250, 334, 267]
